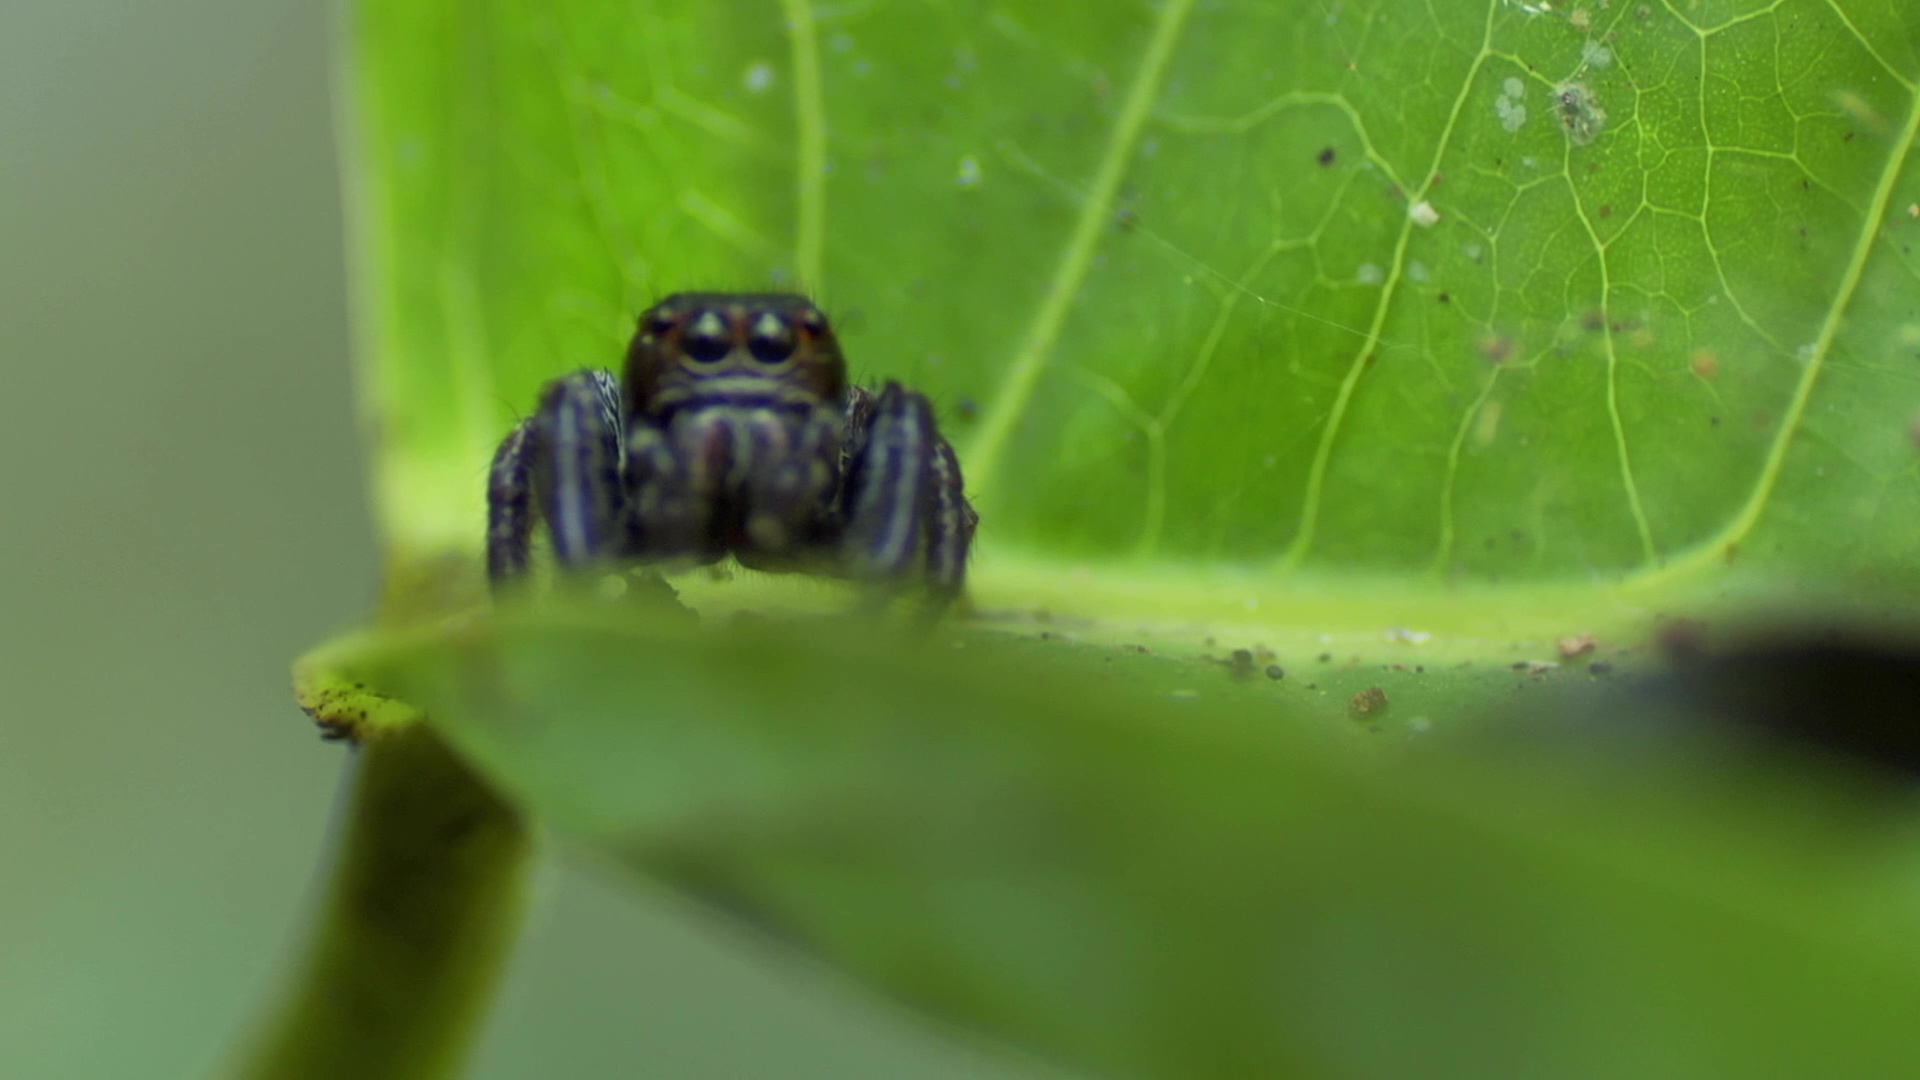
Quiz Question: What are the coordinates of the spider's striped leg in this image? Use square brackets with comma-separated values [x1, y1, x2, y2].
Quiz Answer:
[486, 419, 536, 584]
[484, 369, 625, 589]
[840, 382, 937, 588]
[920, 435, 978, 610]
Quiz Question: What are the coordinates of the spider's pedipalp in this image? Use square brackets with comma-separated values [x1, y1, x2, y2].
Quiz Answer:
[742, 407, 842, 552]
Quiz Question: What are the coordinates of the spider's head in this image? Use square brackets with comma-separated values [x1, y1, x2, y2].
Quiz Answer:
[624, 293, 847, 417]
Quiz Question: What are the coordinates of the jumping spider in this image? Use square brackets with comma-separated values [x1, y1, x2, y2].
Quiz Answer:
[486, 293, 978, 616]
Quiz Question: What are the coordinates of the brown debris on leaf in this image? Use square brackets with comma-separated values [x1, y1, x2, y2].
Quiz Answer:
[1557, 632, 1598, 659]
[1348, 687, 1389, 719]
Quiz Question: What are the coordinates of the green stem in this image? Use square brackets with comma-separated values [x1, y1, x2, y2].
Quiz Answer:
[234, 725, 532, 1080]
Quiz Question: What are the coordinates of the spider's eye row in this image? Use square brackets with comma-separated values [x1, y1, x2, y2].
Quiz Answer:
[682, 310, 732, 364]
[747, 311, 797, 364]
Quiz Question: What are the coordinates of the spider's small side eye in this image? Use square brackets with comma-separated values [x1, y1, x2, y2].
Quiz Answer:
[682, 310, 732, 364]
[748, 311, 798, 364]
[644, 309, 678, 337]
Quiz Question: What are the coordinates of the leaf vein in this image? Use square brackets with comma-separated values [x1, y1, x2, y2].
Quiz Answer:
[964, 0, 1198, 501]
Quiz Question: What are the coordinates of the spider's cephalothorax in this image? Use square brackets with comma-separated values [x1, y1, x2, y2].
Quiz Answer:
[486, 292, 977, 615]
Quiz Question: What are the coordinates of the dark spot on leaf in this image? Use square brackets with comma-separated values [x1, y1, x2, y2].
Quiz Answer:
[1317, 146, 1336, 166]
[1589, 661, 1614, 676]
[1265, 664, 1285, 680]
[1227, 649, 1256, 679]
[1437, 292, 1451, 303]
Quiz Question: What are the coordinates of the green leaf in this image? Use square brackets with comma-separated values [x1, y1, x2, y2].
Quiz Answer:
[347, 0, 1920, 626]
[330, 601, 1920, 1078]
[316, 0, 1920, 1071]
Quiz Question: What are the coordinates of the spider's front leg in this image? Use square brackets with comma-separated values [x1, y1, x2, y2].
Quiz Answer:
[485, 369, 626, 587]
[840, 382, 978, 611]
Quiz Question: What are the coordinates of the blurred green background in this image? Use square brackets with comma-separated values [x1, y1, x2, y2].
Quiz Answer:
[0, 2, 1048, 1075]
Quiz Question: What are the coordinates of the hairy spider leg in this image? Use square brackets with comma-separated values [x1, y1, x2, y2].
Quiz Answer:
[485, 420, 534, 583]
[484, 369, 624, 587]
[841, 382, 937, 583]
[922, 437, 978, 601]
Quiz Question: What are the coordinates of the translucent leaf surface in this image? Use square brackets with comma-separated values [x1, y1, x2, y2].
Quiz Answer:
[349, 0, 1920, 616]
[328, 602, 1920, 1078]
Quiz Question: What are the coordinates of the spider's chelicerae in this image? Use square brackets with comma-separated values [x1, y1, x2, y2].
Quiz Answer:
[486, 292, 978, 616]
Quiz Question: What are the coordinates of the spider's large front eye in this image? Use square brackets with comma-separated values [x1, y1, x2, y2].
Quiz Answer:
[747, 311, 797, 364]
[682, 310, 732, 364]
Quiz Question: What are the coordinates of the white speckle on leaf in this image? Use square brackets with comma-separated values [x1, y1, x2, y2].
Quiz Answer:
[1386, 627, 1432, 644]
[956, 155, 982, 188]
[1496, 77, 1530, 133]
[1496, 97, 1528, 133]
[1409, 200, 1440, 228]
[1581, 41, 1613, 68]
[1140, 136, 1159, 159]
[829, 32, 853, 53]
[1463, 242, 1484, 262]
[1407, 716, 1434, 734]
[1408, 260, 1431, 282]
[1170, 689, 1200, 701]
[744, 62, 774, 93]
[1356, 263, 1385, 286]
